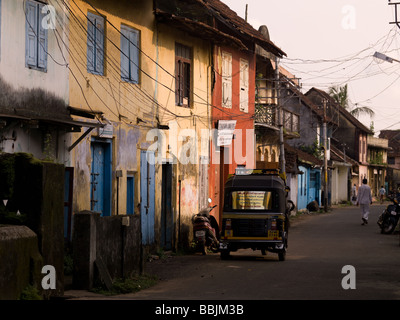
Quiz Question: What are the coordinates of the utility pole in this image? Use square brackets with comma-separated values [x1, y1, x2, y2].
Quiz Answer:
[276, 56, 286, 180]
[389, 1, 400, 30]
[323, 99, 328, 212]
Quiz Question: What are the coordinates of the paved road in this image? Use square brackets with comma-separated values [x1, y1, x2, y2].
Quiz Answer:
[67, 204, 400, 300]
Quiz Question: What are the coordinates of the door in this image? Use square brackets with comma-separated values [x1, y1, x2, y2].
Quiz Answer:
[297, 166, 308, 210]
[161, 163, 173, 250]
[140, 150, 155, 245]
[91, 140, 112, 216]
[309, 170, 320, 205]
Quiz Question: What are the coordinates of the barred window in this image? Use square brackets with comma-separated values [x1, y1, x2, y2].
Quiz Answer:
[175, 43, 192, 107]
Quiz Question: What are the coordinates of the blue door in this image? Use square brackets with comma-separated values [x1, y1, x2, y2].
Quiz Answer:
[297, 166, 308, 210]
[140, 151, 155, 245]
[91, 141, 112, 216]
[309, 169, 321, 205]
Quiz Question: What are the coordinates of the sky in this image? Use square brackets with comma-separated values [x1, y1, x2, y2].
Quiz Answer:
[223, 0, 400, 136]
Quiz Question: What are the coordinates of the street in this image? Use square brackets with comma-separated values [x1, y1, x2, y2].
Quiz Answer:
[125, 204, 400, 300]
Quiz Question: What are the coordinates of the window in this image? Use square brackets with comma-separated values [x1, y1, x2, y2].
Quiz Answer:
[25, 0, 48, 71]
[121, 25, 139, 83]
[222, 51, 232, 108]
[239, 59, 249, 112]
[126, 175, 135, 215]
[283, 110, 300, 133]
[87, 12, 104, 75]
[175, 43, 191, 107]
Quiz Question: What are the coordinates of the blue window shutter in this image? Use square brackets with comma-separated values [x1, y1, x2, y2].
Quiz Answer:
[129, 29, 139, 83]
[25, 1, 38, 67]
[95, 16, 104, 75]
[37, 3, 48, 70]
[87, 13, 95, 73]
[121, 25, 139, 83]
[120, 27, 130, 80]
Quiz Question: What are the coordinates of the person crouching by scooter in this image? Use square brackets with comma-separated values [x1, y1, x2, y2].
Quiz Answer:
[357, 178, 372, 225]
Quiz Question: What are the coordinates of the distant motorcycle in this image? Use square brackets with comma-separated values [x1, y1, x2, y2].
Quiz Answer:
[192, 205, 219, 255]
[377, 196, 400, 234]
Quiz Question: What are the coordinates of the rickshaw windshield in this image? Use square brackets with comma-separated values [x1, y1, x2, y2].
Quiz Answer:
[227, 190, 279, 211]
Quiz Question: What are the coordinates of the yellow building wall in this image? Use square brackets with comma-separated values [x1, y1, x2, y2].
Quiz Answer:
[68, 0, 158, 217]
[68, 0, 212, 248]
[154, 23, 211, 246]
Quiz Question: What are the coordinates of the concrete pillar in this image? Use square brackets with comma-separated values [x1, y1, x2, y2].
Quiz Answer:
[72, 211, 100, 290]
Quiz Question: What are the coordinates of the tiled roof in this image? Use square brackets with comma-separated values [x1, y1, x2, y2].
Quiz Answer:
[330, 144, 359, 166]
[379, 130, 400, 156]
[285, 143, 323, 167]
[306, 87, 372, 134]
[155, 0, 286, 57]
[204, 0, 286, 56]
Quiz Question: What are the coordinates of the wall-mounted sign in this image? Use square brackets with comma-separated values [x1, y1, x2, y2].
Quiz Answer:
[98, 123, 113, 138]
[217, 120, 236, 146]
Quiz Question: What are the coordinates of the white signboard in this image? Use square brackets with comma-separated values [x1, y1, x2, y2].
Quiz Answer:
[98, 123, 113, 138]
[217, 120, 236, 146]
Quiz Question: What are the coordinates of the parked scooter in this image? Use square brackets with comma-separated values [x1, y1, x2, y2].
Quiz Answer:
[192, 204, 219, 255]
[377, 196, 400, 234]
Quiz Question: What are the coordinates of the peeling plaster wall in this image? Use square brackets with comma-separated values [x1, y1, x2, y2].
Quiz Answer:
[72, 135, 92, 214]
[155, 22, 211, 247]
[68, 0, 212, 249]
[68, 0, 157, 220]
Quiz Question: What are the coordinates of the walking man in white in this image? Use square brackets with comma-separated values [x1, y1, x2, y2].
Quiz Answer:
[357, 178, 372, 225]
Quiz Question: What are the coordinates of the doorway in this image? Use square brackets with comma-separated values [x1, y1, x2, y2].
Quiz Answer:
[161, 162, 173, 250]
[90, 140, 112, 216]
[140, 150, 155, 245]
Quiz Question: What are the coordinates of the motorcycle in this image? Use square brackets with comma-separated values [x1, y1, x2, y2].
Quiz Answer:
[192, 204, 219, 255]
[377, 196, 400, 234]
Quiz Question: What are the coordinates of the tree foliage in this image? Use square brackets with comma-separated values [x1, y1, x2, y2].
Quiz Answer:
[328, 84, 374, 118]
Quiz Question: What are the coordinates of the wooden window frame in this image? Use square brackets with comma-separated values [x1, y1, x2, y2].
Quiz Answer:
[175, 43, 192, 108]
[87, 11, 105, 76]
[25, 0, 48, 72]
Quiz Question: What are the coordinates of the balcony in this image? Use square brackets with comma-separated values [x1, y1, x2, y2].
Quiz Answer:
[255, 104, 299, 137]
[255, 103, 277, 128]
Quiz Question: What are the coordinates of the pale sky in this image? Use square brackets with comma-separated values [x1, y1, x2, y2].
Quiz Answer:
[223, 0, 400, 136]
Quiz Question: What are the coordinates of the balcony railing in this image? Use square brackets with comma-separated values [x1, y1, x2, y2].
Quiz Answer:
[255, 104, 300, 136]
[255, 104, 278, 127]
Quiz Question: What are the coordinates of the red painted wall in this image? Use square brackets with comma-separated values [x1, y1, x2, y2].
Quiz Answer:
[209, 45, 256, 225]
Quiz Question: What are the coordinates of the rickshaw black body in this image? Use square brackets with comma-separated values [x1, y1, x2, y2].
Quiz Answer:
[219, 169, 292, 261]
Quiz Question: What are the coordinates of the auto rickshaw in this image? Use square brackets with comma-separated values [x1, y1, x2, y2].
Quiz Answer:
[219, 168, 294, 261]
